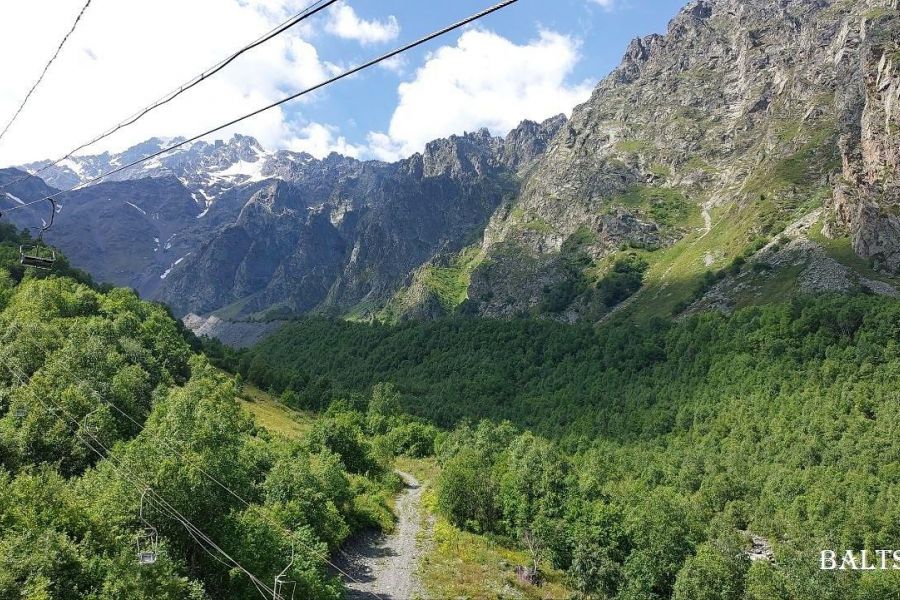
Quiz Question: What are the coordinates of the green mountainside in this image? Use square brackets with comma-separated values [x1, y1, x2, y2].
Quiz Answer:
[3, 199, 900, 600]
[0, 227, 405, 599]
[380, 0, 900, 326]
[220, 291, 900, 599]
[2, 0, 900, 598]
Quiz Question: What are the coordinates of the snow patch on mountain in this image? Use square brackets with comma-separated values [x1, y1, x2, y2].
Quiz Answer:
[124, 201, 146, 215]
[211, 158, 269, 183]
[160, 253, 190, 280]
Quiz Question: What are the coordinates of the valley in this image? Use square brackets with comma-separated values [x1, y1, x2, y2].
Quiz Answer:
[1, 0, 899, 598]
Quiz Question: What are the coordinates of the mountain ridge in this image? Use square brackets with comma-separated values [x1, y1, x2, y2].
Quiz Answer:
[2, 0, 899, 339]
[1, 115, 567, 320]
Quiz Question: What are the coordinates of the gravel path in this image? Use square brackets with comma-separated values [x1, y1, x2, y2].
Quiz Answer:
[334, 471, 425, 600]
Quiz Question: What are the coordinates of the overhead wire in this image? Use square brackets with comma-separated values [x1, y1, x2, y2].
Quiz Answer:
[1, 0, 521, 220]
[0, 0, 94, 145]
[83, 375, 380, 596]
[3, 362, 279, 600]
[0, 0, 339, 193]
[0, 324, 379, 598]
[0, 1, 523, 594]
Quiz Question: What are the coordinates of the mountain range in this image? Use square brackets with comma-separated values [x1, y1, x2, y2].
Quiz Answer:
[1, 0, 898, 343]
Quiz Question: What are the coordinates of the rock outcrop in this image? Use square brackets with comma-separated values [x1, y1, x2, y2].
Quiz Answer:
[6, 0, 900, 332]
[830, 5, 900, 272]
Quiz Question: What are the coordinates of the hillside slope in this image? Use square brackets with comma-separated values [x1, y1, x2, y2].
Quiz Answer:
[389, 0, 900, 323]
[0, 228, 402, 600]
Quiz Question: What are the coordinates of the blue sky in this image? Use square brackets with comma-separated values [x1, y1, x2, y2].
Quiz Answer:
[0, 0, 688, 165]
[296, 0, 687, 159]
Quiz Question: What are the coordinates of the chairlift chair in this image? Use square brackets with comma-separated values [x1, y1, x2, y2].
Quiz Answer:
[19, 198, 57, 270]
[136, 489, 159, 565]
[13, 406, 26, 419]
[82, 407, 101, 436]
[273, 544, 296, 600]
[19, 245, 56, 270]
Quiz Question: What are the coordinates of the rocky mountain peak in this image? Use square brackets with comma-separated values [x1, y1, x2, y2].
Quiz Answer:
[501, 115, 568, 173]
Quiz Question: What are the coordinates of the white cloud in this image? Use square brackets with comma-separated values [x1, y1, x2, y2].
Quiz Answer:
[0, 0, 345, 166]
[590, 0, 616, 9]
[378, 55, 408, 75]
[325, 3, 400, 45]
[367, 29, 593, 161]
[287, 122, 364, 159]
[366, 131, 404, 162]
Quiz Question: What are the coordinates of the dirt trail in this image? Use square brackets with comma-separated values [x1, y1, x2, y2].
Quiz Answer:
[334, 471, 425, 600]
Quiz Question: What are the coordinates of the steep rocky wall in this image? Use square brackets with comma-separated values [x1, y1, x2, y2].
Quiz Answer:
[463, 0, 900, 318]
[831, 4, 900, 272]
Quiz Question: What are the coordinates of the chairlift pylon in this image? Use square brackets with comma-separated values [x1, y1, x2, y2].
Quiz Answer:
[273, 543, 296, 600]
[19, 198, 57, 270]
[136, 488, 159, 565]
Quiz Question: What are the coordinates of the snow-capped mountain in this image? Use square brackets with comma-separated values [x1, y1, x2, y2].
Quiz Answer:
[21, 134, 322, 215]
[2, 118, 564, 319]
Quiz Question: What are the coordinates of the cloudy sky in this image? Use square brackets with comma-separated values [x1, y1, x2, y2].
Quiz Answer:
[0, 0, 685, 166]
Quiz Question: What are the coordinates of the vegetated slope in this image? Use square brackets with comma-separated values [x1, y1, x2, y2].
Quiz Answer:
[220, 293, 900, 598]
[387, 0, 900, 323]
[0, 227, 401, 599]
[220, 295, 900, 441]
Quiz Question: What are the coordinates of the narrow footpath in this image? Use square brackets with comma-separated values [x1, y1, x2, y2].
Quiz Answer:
[334, 471, 425, 600]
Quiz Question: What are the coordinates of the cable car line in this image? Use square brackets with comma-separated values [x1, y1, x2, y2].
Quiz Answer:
[0, 0, 339, 194]
[2, 356, 380, 599]
[93, 375, 383, 597]
[3, 363, 280, 600]
[0, 318, 374, 597]
[1, 0, 523, 592]
[0, 0, 94, 145]
[1, 0, 521, 223]
[4, 364, 278, 599]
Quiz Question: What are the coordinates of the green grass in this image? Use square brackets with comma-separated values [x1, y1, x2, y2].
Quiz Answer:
[743, 116, 840, 198]
[615, 139, 653, 154]
[211, 295, 256, 321]
[422, 247, 485, 311]
[649, 163, 672, 179]
[401, 457, 574, 600]
[521, 217, 554, 234]
[345, 299, 380, 322]
[621, 200, 765, 320]
[865, 6, 898, 19]
[377, 246, 486, 322]
[238, 384, 315, 439]
[684, 156, 716, 173]
[609, 185, 700, 230]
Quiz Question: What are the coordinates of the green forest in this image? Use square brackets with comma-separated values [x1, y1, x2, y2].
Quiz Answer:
[0, 224, 406, 599]
[3, 220, 900, 599]
[217, 290, 900, 598]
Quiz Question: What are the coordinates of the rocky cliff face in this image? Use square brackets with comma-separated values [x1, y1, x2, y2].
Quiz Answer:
[158, 122, 553, 317]
[451, 0, 900, 320]
[5, 0, 899, 332]
[830, 3, 900, 272]
[5, 118, 565, 320]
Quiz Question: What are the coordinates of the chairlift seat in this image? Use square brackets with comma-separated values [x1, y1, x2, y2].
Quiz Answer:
[273, 575, 296, 600]
[13, 408, 26, 419]
[136, 525, 159, 566]
[19, 245, 56, 270]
